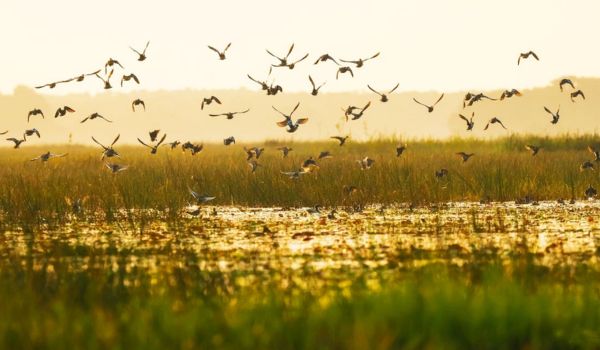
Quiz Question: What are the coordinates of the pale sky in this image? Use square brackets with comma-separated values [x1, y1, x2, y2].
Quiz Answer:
[1, 0, 599, 95]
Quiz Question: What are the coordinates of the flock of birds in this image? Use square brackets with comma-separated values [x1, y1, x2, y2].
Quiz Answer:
[8, 43, 600, 205]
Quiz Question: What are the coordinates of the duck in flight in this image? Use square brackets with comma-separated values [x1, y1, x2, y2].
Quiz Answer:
[571, 90, 585, 102]
[244, 147, 265, 160]
[543, 106, 560, 124]
[274, 102, 309, 133]
[209, 109, 250, 120]
[30, 151, 67, 162]
[413, 94, 444, 113]
[121, 73, 140, 87]
[458, 112, 475, 131]
[267, 83, 283, 96]
[92, 134, 120, 160]
[517, 51, 539, 65]
[314, 54, 339, 65]
[223, 136, 235, 146]
[340, 52, 380, 68]
[559, 78, 575, 92]
[95, 69, 114, 89]
[331, 136, 349, 146]
[164, 141, 181, 150]
[6, 137, 26, 149]
[396, 144, 407, 157]
[132, 98, 146, 112]
[137, 133, 167, 154]
[208, 43, 232, 60]
[68, 70, 101, 83]
[500, 89, 522, 100]
[483, 117, 507, 130]
[27, 109, 44, 122]
[24, 128, 40, 139]
[267, 43, 308, 69]
[357, 157, 375, 170]
[247, 74, 269, 91]
[347, 101, 371, 121]
[188, 187, 216, 204]
[336, 66, 354, 79]
[465, 93, 496, 107]
[456, 152, 474, 163]
[201, 96, 221, 110]
[104, 58, 123, 73]
[35, 79, 70, 89]
[309, 75, 325, 96]
[105, 163, 128, 174]
[54, 106, 75, 118]
[130, 41, 150, 61]
[525, 145, 541, 156]
[368, 83, 399, 102]
[277, 146, 293, 158]
[81, 112, 112, 123]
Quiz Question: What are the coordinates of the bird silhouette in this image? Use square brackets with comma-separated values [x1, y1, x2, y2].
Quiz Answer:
[130, 41, 150, 61]
[559, 78, 575, 92]
[137, 134, 167, 154]
[500, 89, 522, 100]
[81, 113, 112, 123]
[30, 151, 67, 162]
[340, 52, 380, 68]
[27, 109, 44, 122]
[274, 102, 309, 133]
[223, 136, 236, 146]
[517, 51, 539, 65]
[209, 109, 250, 120]
[6, 137, 26, 149]
[104, 58, 123, 73]
[309, 75, 325, 96]
[413, 94, 444, 113]
[483, 117, 507, 130]
[314, 54, 339, 65]
[54, 106, 75, 118]
[95, 69, 114, 89]
[121, 73, 140, 87]
[458, 112, 475, 131]
[571, 90, 585, 102]
[456, 152, 474, 162]
[368, 83, 399, 102]
[208, 43, 232, 60]
[336, 66, 354, 79]
[132, 99, 146, 112]
[347, 101, 371, 121]
[92, 134, 120, 160]
[201, 96, 221, 110]
[543, 106, 560, 124]
[331, 136, 349, 146]
[24, 128, 40, 139]
[277, 146, 293, 157]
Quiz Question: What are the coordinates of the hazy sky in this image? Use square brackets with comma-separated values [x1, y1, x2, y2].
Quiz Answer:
[1, 0, 598, 95]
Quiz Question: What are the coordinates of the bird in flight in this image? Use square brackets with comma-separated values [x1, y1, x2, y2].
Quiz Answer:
[396, 144, 407, 157]
[274, 102, 309, 133]
[368, 83, 399, 102]
[580, 161, 594, 171]
[357, 157, 375, 170]
[483, 117, 507, 130]
[318, 151, 333, 160]
[30, 151, 67, 162]
[54, 106, 75, 118]
[223, 136, 236, 146]
[35, 79, 70, 89]
[525, 145, 541, 156]
[68, 70, 102, 83]
[164, 141, 181, 150]
[138, 133, 167, 154]
[244, 146, 265, 160]
[130, 41, 150, 61]
[570, 90, 585, 102]
[341, 52, 380, 68]
[347, 101, 371, 121]
[95, 69, 114, 89]
[314, 54, 339, 65]
[148, 129, 161, 142]
[104, 58, 124, 73]
[413, 94, 444, 113]
[92, 134, 121, 160]
[543, 106, 560, 124]
[6, 137, 26, 149]
[517, 51, 539, 65]
[132, 98, 146, 112]
[559, 78, 575, 92]
[336, 66, 354, 79]
[500, 89, 522, 100]
[81, 112, 112, 123]
[267, 83, 283, 96]
[121, 73, 140, 87]
[456, 152, 474, 163]
[277, 146, 293, 158]
[308, 75, 325, 96]
[105, 163, 128, 174]
[201, 96, 221, 110]
[458, 112, 475, 131]
[188, 187, 216, 204]
[247, 74, 269, 91]
[27, 109, 44, 122]
[209, 109, 250, 120]
[267, 43, 308, 69]
[331, 136, 349, 146]
[465, 93, 496, 107]
[24, 128, 41, 139]
[281, 169, 308, 179]
[208, 43, 232, 60]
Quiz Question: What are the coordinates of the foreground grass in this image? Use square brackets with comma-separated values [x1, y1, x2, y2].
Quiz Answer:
[1, 262, 599, 350]
[1, 135, 600, 228]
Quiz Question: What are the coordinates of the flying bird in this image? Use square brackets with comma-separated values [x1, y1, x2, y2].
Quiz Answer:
[274, 102, 309, 133]
[314, 54, 339, 65]
[396, 144, 407, 157]
[132, 98, 146, 112]
[30, 151, 67, 162]
[517, 51, 539, 65]
[201, 96, 221, 110]
[24, 128, 40, 139]
[580, 161, 595, 171]
[331, 136, 349, 146]
[267, 83, 283, 96]
[357, 157, 375, 170]
[368, 83, 399, 102]
[483, 117, 507, 130]
[27, 109, 44, 122]
[347, 101, 371, 121]
[244, 147, 265, 160]
[277, 146, 293, 158]
[137, 134, 167, 154]
[525, 145, 541, 156]
[559, 78, 575, 92]
[318, 151, 333, 160]
[121, 73, 140, 87]
[105, 163, 128, 174]
[267, 43, 308, 69]
[456, 152, 474, 163]
[92, 134, 120, 160]
[130, 41, 150, 61]
[223, 136, 235, 146]
[413, 94, 444, 113]
[209, 109, 250, 120]
[148, 129, 160, 142]
[208, 43, 232, 60]
[500, 89, 522, 100]
[458, 112, 475, 131]
[247, 74, 269, 91]
[164, 141, 181, 149]
[465, 93, 496, 107]
[571, 90, 585, 102]
[6, 137, 26, 149]
[308, 75, 325, 96]
[54, 106, 75, 118]
[104, 58, 123, 73]
[188, 187, 216, 204]
[336, 66, 354, 79]
[81, 112, 112, 123]
[543, 106, 560, 124]
[340, 52, 380, 68]
[95, 69, 114, 89]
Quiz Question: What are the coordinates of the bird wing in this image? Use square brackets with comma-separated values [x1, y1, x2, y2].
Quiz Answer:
[137, 138, 152, 148]
[290, 102, 300, 116]
[236, 109, 250, 115]
[91, 136, 107, 149]
[543, 106, 552, 114]
[458, 114, 469, 122]
[130, 46, 142, 56]
[266, 49, 283, 61]
[143, 41, 150, 54]
[362, 101, 371, 111]
[80, 116, 89, 123]
[434, 93, 444, 106]
[531, 51, 539, 60]
[497, 120, 507, 129]
[296, 118, 309, 125]
[99, 115, 112, 122]
[292, 53, 308, 64]
[224, 42, 232, 52]
[212, 96, 221, 104]
[156, 134, 167, 147]
[309, 75, 315, 89]
[276, 119, 289, 127]
[367, 85, 381, 96]
[388, 83, 400, 94]
[131, 74, 139, 84]
[285, 43, 295, 59]
[209, 113, 225, 117]
[111, 134, 120, 146]
[483, 122, 490, 131]
[413, 98, 428, 108]
[208, 45, 220, 54]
